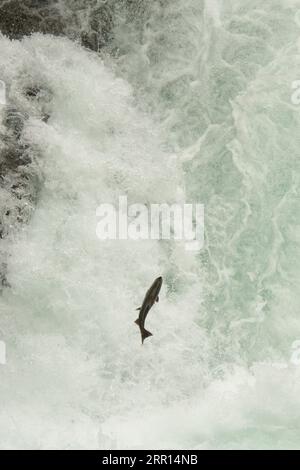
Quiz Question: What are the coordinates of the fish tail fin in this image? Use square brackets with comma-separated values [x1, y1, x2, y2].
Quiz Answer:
[141, 328, 153, 344]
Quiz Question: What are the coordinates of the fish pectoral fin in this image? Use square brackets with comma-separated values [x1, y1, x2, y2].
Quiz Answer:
[156, 296, 159, 302]
[136, 307, 141, 311]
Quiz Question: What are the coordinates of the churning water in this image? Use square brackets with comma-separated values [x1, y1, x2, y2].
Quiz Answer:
[0, 0, 300, 449]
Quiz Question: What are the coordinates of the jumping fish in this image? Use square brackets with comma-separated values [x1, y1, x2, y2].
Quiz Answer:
[135, 276, 163, 344]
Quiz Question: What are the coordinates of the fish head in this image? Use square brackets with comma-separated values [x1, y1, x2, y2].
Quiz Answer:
[155, 276, 163, 288]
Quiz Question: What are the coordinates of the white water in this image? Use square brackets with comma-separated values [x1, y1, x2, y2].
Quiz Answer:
[0, 0, 300, 450]
[0, 34, 206, 449]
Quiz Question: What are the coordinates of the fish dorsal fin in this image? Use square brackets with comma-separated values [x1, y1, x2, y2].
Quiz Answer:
[134, 318, 140, 326]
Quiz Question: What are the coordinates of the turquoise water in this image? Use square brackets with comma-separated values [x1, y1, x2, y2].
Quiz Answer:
[109, 0, 300, 363]
[0, 0, 300, 449]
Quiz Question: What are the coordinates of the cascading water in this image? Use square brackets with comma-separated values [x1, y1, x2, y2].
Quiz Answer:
[0, 0, 300, 450]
